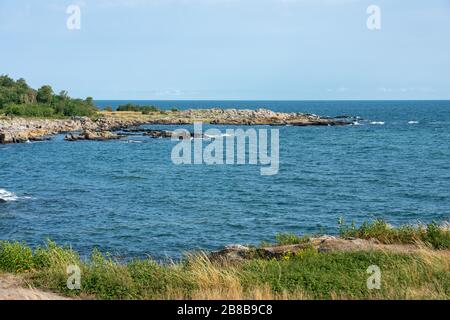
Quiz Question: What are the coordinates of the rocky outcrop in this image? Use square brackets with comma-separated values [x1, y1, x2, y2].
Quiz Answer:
[142, 130, 204, 139]
[143, 130, 174, 139]
[210, 236, 424, 262]
[0, 117, 134, 144]
[0, 117, 90, 143]
[0, 108, 353, 144]
[65, 130, 124, 141]
[137, 108, 352, 126]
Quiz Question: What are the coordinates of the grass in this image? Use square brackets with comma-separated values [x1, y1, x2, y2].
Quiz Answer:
[274, 233, 310, 246]
[0, 221, 449, 300]
[338, 219, 450, 249]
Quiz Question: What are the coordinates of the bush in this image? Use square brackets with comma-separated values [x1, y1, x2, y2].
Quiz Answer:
[339, 219, 450, 249]
[275, 233, 310, 245]
[0, 241, 34, 273]
[116, 104, 159, 113]
[3, 103, 55, 117]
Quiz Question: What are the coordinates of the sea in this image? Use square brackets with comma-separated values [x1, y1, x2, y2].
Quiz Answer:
[1, 100, 449, 259]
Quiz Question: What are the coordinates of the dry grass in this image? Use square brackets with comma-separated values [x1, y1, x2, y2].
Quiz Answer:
[0, 226, 448, 300]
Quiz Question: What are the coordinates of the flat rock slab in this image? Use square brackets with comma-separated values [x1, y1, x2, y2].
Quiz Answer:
[210, 236, 443, 262]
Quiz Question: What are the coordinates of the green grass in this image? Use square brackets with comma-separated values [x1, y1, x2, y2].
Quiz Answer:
[0, 229, 448, 300]
[274, 233, 311, 246]
[339, 219, 450, 249]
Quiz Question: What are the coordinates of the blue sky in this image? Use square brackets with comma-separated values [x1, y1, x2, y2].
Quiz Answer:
[1, 0, 449, 100]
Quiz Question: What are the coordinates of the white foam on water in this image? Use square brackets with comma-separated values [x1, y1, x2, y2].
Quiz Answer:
[0, 188, 34, 202]
[205, 133, 233, 139]
[408, 121, 419, 124]
[0, 188, 19, 202]
[370, 121, 385, 125]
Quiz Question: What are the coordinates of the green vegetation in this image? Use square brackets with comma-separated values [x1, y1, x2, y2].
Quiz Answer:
[275, 233, 310, 246]
[339, 219, 450, 249]
[0, 221, 448, 300]
[116, 103, 160, 114]
[0, 75, 98, 118]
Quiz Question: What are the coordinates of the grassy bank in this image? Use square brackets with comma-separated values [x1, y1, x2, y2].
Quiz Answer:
[0, 221, 449, 300]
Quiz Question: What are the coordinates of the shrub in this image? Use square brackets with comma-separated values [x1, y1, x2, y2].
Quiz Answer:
[3, 103, 55, 117]
[116, 104, 159, 113]
[0, 241, 34, 273]
[339, 218, 450, 249]
[275, 233, 310, 245]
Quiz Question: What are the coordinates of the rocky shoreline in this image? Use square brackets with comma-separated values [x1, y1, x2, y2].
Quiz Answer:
[0, 108, 352, 144]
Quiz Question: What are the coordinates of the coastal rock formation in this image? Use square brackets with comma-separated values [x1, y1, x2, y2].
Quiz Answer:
[65, 130, 123, 141]
[210, 236, 424, 262]
[137, 108, 351, 126]
[142, 129, 203, 139]
[0, 108, 353, 144]
[0, 116, 135, 144]
[143, 130, 174, 139]
[0, 117, 88, 143]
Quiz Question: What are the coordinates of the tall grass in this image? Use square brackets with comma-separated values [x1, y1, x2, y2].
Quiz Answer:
[0, 236, 448, 300]
[338, 219, 450, 249]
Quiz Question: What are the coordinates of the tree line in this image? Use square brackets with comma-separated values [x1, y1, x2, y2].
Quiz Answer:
[0, 75, 98, 117]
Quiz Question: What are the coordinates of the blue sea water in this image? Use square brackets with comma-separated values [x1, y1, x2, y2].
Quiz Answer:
[1, 100, 450, 259]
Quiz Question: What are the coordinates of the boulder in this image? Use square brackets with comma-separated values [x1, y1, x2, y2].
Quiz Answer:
[65, 130, 123, 141]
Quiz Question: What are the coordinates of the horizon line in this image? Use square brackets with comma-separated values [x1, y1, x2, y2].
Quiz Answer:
[93, 99, 450, 102]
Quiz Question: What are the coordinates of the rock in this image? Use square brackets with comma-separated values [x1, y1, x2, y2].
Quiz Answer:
[209, 234, 423, 262]
[143, 130, 175, 139]
[1, 108, 354, 144]
[65, 130, 123, 141]
[143, 130, 204, 140]
[210, 245, 252, 262]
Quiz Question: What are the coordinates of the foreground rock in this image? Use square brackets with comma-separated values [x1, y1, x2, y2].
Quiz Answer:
[210, 236, 435, 262]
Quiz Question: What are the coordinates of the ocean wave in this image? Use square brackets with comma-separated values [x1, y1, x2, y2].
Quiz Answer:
[408, 121, 419, 124]
[0, 188, 19, 202]
[205, 133, 233, 139]
[370, 121, 385, 125]
[0, 188, 34, 202]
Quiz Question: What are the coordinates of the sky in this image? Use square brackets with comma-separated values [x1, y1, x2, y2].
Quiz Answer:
[0, 0, 449, 100]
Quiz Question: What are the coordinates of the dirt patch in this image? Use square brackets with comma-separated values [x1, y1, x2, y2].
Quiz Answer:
[0, 274, 70, 300]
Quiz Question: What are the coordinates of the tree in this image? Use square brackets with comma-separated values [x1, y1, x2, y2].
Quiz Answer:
[17, 78, 29, 89]
[37, 85, 54, 104]
[86, 97, 94, 106]
[0, 75, 15, 87]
